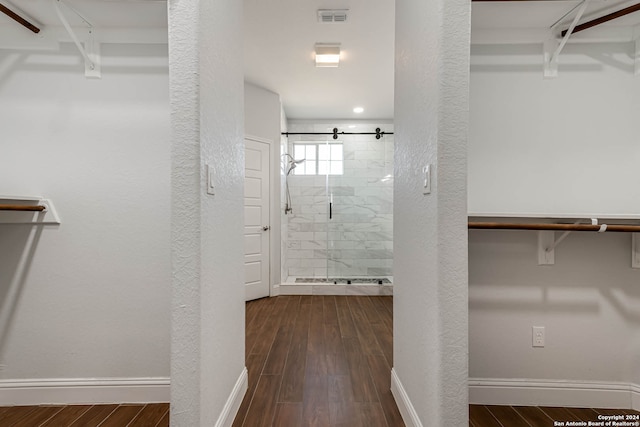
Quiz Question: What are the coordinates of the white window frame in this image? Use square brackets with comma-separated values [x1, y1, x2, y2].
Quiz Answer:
[292, 142, 343, 176]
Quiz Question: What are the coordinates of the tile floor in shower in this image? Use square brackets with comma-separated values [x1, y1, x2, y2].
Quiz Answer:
[281, 277, 394, 296]
[294, 277, 392, 284]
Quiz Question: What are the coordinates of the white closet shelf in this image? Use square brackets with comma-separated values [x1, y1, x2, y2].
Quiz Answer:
[0, 196, 61, 225]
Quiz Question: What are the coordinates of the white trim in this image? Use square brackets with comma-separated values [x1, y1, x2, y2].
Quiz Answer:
[632, 383, 640, 411]
[214, 368, 248, 427]
[279, 283, 393, 296]
[0, 377, 170, 406]
[390, 368, 423, 427]
[470, 378, 640, 410]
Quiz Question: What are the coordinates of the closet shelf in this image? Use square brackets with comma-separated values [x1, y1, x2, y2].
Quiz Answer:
[468, 213, 640, 269]
[0, 196, 60, 225]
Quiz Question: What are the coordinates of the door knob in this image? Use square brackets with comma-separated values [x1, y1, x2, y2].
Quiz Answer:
[262, 226, 270, 231]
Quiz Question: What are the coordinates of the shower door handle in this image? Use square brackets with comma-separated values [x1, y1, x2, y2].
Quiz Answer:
[329, 202, 332, 220]
[262, 226, 270, 231]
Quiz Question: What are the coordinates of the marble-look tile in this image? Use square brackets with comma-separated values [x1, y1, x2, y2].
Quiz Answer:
[286, 240, 301, 249]
[367, 267, 393, 276]
[300, 258, 327, 268]
[314, 267, 328, 277]
[288, 222, 316, 232]
[301, 240, 327, 250]
[285, 259, 301, 268]
[379, 285, 394, 296]
[289, 214, 314, 223]
[346, 285, 386, 296]
[313, 232, 327, 241]
[279, 284, 313, 295]
[330, 186, 355, 196]
[288, 231, 314, 240]
[312, 285, 347, 295]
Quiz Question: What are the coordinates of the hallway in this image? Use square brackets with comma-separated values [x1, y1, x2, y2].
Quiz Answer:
[233, 295, 403, 426]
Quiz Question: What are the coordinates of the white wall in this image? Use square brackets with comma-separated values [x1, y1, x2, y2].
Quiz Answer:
[468, 42, 640, 408]
[244, 82, 283, 290]
[469, 43, 640, 217]
[393, 0, 470, 425]
[0, 42, 170, 389]
[170, 0, 246, 425]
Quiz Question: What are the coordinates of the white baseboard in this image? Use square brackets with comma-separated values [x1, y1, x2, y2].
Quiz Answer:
[215, 367, 248, 427]
[270, 283, 281, 297]
[0, 377, 170, 406]
[470, 378, 640, 410]
[390, 368, 423, 427]
[632, 383, 640, 411]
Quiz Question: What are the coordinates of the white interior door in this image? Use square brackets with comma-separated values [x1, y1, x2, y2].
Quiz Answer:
[244, 138, 270, 301]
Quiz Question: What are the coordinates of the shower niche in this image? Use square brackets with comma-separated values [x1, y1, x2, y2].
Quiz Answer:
[281, 122, 394, 290]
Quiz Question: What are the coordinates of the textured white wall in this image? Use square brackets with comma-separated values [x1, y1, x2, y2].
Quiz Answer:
[469, 43, 640, 217]
[394, 0, 470, 425]
[245, 82, 283, 288]
[169, 0, 245, 425]
[0, 44, 170, 380]
[470, 231, 640, 384]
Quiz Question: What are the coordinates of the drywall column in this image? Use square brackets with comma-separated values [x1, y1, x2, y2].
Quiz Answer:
[393, 0, 470, 426]
[169, 0, 245, 426]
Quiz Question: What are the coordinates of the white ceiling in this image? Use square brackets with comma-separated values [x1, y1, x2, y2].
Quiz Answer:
[244, 0, 640, 120]
[3, 0, 640, 120]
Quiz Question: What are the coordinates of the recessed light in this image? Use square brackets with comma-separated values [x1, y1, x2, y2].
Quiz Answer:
[353, 107, 364, 114]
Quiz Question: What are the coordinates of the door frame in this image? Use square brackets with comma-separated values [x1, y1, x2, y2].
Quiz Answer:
[245, 134, 279, 297]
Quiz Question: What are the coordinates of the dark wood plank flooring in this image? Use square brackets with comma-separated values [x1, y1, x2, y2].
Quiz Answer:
[1, 295, 639, 426]
[0, 403, 168, 426]
[234, 295, 404, 427]
[470, 405, 640, 426]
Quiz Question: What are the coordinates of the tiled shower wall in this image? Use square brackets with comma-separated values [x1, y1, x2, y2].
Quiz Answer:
[284, 122, 393, 280]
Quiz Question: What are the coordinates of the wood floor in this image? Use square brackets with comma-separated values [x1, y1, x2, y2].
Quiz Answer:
[470, 405, 640, 426]
[0, 403, 169, 426]
[1, 295, 639, 426]
[233, 295, 403, 427]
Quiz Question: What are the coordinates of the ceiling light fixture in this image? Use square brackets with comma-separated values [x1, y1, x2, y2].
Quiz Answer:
[315, 43, 340, 67]
[353, 107, 364, 114]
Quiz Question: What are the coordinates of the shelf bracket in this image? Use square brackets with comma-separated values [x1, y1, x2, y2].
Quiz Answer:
[538, 231, 556, 265]
[538, 219, 600, 265]
[52, 0, 100, 79]
[633, 234, 640, 269]
[544, 0, 590, 78]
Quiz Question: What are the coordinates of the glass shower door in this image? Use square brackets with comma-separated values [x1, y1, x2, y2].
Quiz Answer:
[325, 134, 394, 284]
[321, 141, 350, 282]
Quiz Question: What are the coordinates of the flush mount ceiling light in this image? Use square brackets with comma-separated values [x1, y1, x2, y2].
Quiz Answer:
[353, 107, 364, 114]
[315, 43, 340, 67]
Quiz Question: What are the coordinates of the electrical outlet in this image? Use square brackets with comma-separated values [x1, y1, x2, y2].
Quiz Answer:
[532, 326, 545, 347]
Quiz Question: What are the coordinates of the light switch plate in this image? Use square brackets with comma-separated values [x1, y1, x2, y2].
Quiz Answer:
[423, 164, 431, 195]
[206, 164, 215, 195]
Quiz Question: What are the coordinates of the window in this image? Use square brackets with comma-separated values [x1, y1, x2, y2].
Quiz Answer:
[292, 142, 343, 175]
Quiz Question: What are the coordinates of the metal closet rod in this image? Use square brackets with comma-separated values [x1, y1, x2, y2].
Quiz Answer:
[0, 4, 40, 34]
[469, 222, 640, 233]
[0, 204, 46, 212]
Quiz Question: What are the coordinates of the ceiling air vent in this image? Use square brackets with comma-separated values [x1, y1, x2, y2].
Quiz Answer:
[317, 9, 348, 24]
